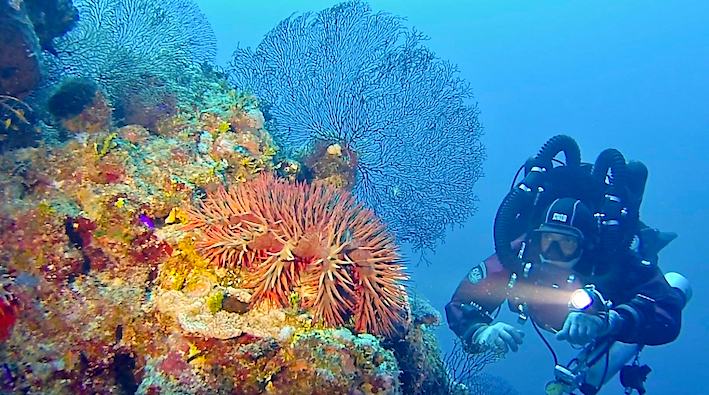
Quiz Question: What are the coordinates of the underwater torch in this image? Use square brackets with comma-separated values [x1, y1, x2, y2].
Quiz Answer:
[568, 284, 611, 315]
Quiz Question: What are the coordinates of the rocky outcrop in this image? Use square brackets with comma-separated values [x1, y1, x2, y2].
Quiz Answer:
[0, 1, 42, 98]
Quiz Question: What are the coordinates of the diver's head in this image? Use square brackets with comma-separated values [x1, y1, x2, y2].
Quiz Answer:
[533, 198, 595, 269]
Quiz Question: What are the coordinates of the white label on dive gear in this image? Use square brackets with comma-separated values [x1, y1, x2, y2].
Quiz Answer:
[467, 263, 486, 284]
[552, 213, 568, 223]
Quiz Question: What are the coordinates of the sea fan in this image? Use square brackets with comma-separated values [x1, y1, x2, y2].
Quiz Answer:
[185, 173, 409, 337]
[50, 0, 217, 110]
[229, 1, 485, 251]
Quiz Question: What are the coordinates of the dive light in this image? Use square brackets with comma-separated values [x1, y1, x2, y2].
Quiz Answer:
[569, 284, 611, 314]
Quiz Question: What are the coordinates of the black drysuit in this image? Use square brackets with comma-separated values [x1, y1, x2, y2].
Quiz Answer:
[445, 244, 684, 346]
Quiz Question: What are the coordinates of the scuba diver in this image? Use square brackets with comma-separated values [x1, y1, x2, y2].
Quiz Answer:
[445, 135, 691, 395]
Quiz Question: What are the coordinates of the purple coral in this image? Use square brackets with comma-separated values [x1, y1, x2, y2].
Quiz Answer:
[229, 1, 485, 250]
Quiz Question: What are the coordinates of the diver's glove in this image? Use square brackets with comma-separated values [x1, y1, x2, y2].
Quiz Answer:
[470, 322, 525, 353]
[556, 310, 623, 345]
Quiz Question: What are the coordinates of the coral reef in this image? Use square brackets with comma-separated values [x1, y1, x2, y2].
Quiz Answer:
[0, 80, 459, 393]
[24, 0, 79, 54]
[0, 1, 494, 392]
[303, 141, 358, 190]
[47, 78, 99, 120]
[0, 0, 77, 96]
[390, 291, 451, 394]
[51, 0, 217, 114]
[58, 90, 112, 134]
[118, 91, 178, 133]
[0, 1, 42, 98]
[229, 1, 485, 250]
[0, 95, 41, 153]
[0, 0, 79, 152]
[47, 78, 113, 133]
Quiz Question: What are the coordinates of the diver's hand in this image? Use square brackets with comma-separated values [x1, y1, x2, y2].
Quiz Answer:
[473, 322, 525, 353]
[556, 311, 619, 345]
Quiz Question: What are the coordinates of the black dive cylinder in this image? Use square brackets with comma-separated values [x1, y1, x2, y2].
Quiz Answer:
[494, 135, 581, 270]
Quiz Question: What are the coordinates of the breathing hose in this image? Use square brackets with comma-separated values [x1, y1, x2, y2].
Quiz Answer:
[536, 134, 582, 168]
[592, 149, 632, 254]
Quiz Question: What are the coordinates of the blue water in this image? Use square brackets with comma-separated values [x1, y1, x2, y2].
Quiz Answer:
[198, 1, 709, 393]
